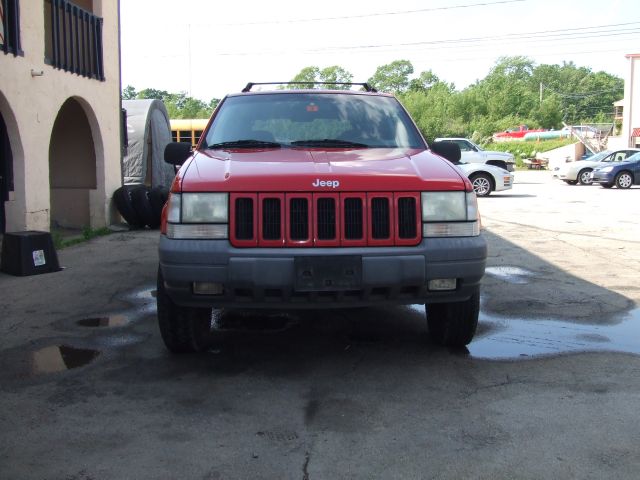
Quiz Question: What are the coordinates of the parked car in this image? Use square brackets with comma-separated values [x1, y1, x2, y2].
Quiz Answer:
[458, 162, 514, 197]
[492, 125, 545, 140]
[555, 148, 640, 185]
[590, 151, 640, 188]
[434, 137, 515, 171]
[157, 82, 487, 353]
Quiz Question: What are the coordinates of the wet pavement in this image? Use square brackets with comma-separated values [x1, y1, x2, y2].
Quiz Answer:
[1, 171, 640, 479]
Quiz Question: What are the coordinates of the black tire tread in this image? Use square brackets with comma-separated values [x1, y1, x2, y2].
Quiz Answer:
[113, 185, 145, 228]
[427, 291, 480, 347]
[157, 268, 212, 353]
[149, 186, 169, 227]
[131, 185, 157, 228]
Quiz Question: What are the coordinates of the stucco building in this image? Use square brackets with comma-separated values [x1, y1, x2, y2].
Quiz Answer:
[0, 0, 121, 234]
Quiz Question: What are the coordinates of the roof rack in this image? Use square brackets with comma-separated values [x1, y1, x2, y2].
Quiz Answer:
[241, 82, 377, 93]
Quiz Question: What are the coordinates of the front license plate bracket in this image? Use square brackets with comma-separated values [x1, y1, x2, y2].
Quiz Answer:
[294, 256, 362, 292]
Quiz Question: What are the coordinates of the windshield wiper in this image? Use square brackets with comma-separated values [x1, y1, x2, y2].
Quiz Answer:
[207, 139, 282, 149]
[290, 139, 369, 148]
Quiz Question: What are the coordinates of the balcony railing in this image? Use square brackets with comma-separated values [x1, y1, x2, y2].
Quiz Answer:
[45, 0, 104, 80]
[1, 0, 22, 56]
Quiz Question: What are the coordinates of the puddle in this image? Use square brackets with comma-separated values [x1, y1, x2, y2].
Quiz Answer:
[130, 288, 157, 300]
[76, 315, 129, 327]
[485, 266, 534, 284]
[32, 345, 100, 374]
[469, 308, 640, 360]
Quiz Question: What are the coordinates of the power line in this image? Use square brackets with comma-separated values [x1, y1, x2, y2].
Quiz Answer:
[210, 0, 527, 26]
[211, 21, 640, 56]
[304, 22, 640, 52]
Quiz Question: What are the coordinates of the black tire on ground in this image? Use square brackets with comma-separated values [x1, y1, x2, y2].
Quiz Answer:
[113, 185, 145, 228]
[601, 183, 613, 189]
[615, 171, 633, 189]
[426, 291, 480, 347]
[157, 267, 213, 353]
[577, 168, 593, 185]
[149, 186, 169, 227]
[130, 185, 157, 228]
[469, 172, 493, 197]
[566, 180, 578, 185]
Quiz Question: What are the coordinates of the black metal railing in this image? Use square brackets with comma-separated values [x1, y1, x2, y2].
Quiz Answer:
[1, 0, 22, 56]
[45, 0, 104, 80]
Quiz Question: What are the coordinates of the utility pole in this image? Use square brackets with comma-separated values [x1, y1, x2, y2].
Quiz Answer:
[539, 82, 543, 104]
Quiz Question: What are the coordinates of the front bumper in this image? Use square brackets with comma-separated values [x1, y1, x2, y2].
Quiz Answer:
[159, 235, 487, 308]
[590, 171, 614, 183]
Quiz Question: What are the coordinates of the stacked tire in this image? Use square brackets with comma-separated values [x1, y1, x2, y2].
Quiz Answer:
[113, 184, 169, 229]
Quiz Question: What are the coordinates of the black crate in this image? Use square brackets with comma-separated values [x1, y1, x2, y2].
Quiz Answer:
[1, 231, 61, 276]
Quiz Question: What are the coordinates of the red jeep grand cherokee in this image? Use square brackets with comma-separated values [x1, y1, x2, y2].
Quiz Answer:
[157, 83, 487, 353]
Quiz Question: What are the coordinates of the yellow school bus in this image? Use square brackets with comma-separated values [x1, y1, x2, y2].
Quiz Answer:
[170, 119, 209, 147]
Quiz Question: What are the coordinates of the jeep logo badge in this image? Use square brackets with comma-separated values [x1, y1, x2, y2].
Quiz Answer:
[312, 179, 340, 188]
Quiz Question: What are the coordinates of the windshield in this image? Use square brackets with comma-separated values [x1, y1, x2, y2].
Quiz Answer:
[585, 150, 612, 162]
[204, 93, 425, 149]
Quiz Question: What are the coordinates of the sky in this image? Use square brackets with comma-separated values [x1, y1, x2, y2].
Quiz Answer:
[120, 0, 640, 101]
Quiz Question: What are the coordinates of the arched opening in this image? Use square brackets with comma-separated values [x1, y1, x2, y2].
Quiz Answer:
[0, 112, 14, 234]
[49, 98, 97, 230]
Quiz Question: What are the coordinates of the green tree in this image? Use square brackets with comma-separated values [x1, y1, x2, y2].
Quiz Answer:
[319, 66, 353, 89]
[289, 66, 321, 88]
[122, 85, 137, 100]
[368, 60, 414, 93]
[408, 70, 449, 92]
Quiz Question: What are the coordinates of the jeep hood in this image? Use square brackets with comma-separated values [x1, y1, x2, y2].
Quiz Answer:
[176, 148, 467, 192]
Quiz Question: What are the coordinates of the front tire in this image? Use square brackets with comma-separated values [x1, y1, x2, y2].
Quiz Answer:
[577, 169, 593, 185]
[564, 180, 578, 185]
[427, 291, 480, 347]
[600, 183, 613, 189]
[469, 173, 493, 197]
[615, 171, 633, 189]
[157, 268, 213, 353]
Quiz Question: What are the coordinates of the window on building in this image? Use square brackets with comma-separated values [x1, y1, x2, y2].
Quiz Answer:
[43, 0, 104, 80]
[1, 0, 22, 56]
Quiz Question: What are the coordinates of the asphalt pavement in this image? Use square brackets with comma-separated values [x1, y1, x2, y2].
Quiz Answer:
[1, 170, 639, 479]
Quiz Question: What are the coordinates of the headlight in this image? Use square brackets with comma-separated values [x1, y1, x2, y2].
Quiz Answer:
[182, 193, 228, 223]
[421, 191, 477, 221]
[421, 191, 479, 237]
[165, 192, 229, 239]
[598, 166, 614, 173]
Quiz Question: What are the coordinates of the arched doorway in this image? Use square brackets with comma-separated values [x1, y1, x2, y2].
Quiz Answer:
[49, 98, 97, 230]
[0, 112, 13, 234]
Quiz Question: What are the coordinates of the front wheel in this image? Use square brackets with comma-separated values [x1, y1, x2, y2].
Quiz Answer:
[600, 183, 613, 189]
[426, 291, 480, 347]
[564, 180, 578, 185]
[615, 171, 633, 189]
[157, 268, 213, 353]
[469, 173, 493, 197]
[577, 169, 593, 185]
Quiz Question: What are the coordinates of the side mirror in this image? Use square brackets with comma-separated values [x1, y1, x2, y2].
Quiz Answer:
[431, 141, 461, 164]
[164, 142, 192, 166]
